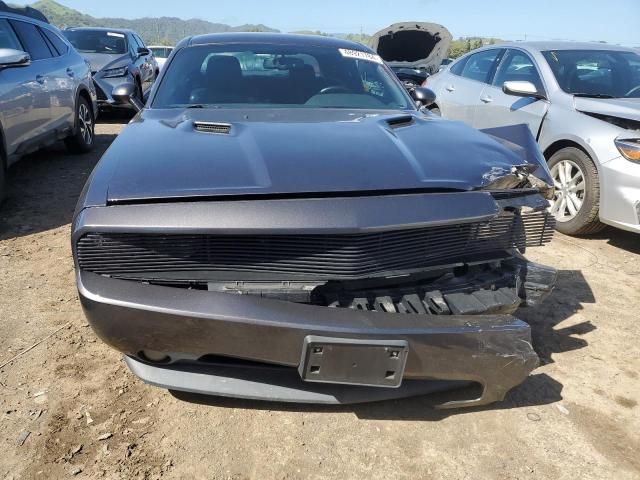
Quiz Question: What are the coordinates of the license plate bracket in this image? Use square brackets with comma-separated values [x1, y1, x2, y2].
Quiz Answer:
[298, 336, 409, 388]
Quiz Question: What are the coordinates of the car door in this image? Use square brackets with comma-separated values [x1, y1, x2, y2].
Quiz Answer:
[473, 48, 549, 135]
[434, 48, 504, 125]
[39, 26, 76, 132]
[5, 19, 53, 152]
[133, 34, 153, 90]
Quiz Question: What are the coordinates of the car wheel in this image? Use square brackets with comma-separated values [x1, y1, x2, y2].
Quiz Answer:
[548, 147, 605, 235]
[65, 97, 95, 154]
[429, 107, 441, 116]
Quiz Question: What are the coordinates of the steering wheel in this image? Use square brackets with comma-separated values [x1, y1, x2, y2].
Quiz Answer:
[625, 85, 640, 97]
[319, 86, 350, 94]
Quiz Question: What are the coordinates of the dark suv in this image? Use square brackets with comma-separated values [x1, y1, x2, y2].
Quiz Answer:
[0, 2, 97, 201]
[63, 27, 158, 110]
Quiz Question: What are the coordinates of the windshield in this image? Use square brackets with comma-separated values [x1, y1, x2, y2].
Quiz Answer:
[152, 43, 414, 110]
[542, 49, 640, 98]
[63, 30, 128, 55]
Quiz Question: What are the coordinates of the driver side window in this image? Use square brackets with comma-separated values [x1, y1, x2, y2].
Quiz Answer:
[128, 34, 139, 56]
[493, 49, 544, 92]
[460, 49, 502, 84]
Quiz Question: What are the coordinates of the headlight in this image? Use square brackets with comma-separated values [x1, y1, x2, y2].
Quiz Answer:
[102, 66, 128, 78]
[615, 138, 640, 163]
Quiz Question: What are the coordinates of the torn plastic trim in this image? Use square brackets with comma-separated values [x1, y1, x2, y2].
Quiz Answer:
[204, 255, 557, 316]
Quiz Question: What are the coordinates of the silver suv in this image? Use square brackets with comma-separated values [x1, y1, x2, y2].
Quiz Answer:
[0, 4, 97, 201]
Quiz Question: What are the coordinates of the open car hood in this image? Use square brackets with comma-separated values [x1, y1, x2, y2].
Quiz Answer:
[369, 22, 452, 74]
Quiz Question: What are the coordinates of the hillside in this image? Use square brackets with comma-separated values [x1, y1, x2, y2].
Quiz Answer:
[28, 0, 279, 45]
[17, 0, 502, 56]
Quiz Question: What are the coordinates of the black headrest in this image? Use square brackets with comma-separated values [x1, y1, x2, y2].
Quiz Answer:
[292, 64, 315, 77]
[206, 55, 242, 79]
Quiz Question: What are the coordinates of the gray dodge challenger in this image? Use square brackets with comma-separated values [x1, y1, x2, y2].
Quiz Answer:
[73, 33, 558, 408]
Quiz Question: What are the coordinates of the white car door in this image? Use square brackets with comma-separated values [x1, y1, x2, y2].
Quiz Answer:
[431, 48, 504, 126]
[473, 48, 549, 136]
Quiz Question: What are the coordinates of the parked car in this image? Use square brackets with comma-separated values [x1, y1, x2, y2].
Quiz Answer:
[148, 45, 173, 70]
[73, 33, 558, 409]
[63, 27, 158, 111]
[427, 42, 640, 235]
[0, 2, 97, 201]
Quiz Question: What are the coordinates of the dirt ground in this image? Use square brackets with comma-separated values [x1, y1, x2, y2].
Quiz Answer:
[0, 120, 639, 480]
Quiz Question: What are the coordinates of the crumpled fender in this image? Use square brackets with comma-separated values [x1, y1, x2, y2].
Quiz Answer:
[480, 124, 555, 199]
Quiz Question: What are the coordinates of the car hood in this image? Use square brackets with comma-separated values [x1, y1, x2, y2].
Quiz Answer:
[82, 52, 130, 72]
[574, 97, 640, 123]
[369, 22, 452, 74]
[96, 109, 547, 205]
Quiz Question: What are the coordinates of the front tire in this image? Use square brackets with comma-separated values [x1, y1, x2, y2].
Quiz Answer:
[65, 97, 95, 154]
[548, 147, 605, 236]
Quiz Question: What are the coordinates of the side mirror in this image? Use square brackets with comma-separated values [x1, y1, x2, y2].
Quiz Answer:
[137, 47, 151, 57]
[410, 87, 437, 107]
[502, 81, 546, 99]
[0, 49, 31, 69]
[112, 83, 144, 112]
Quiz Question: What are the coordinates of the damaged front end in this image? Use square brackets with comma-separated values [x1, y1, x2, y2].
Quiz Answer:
[74, 184, 557, 408]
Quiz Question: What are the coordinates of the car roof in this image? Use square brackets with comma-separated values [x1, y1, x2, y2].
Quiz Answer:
[494, 41, 635, 53]
[65, 27, 135, 35]
[0, 10, 50, 27]
[180, 32, 374, 52]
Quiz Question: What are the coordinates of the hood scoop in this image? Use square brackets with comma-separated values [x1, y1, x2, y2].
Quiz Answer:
[386, 115, 415, 129]
[193, 121, 232, 135]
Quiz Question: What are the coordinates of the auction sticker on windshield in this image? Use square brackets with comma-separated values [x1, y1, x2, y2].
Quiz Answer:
[107, 32, 125, 38]
[339, 48, 384, 64]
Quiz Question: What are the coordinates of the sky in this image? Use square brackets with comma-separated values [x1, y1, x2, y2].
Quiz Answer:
[22, 0, 640, 45]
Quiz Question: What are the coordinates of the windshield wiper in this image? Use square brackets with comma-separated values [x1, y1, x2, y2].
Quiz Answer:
[573, 93, 616, 99]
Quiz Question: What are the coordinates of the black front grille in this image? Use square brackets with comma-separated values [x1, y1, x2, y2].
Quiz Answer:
[77, 211, 554, 280]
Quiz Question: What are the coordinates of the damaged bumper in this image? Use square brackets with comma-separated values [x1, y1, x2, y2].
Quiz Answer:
[79, 271, 543, 408]
[73, 191, 556, 408]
